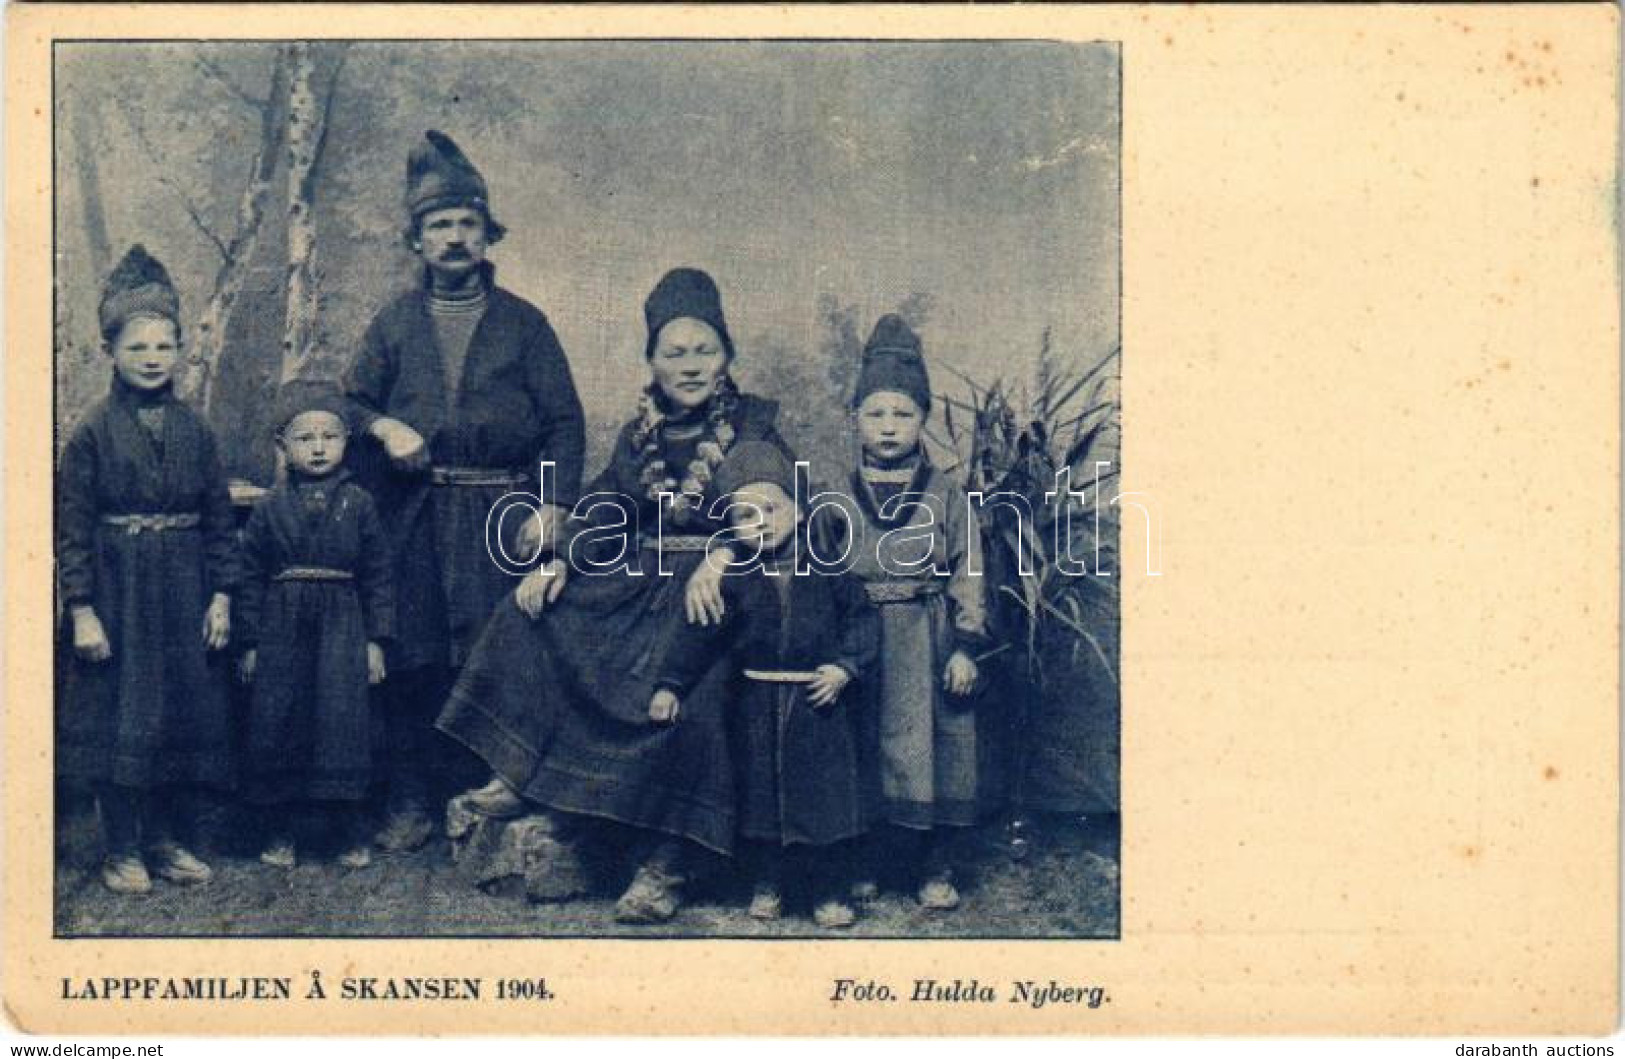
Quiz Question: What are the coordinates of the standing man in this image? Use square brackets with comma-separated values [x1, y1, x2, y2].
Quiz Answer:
[345, 130, 586, 852]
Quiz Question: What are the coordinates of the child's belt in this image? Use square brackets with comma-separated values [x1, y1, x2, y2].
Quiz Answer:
[639, 534, 713, 553]
[743, 669, 819, 684]
[429, 466, 529, 488]
[863, 580, 946, 604]
[272, 566, 354, 583]
[100, 512, 201, 535]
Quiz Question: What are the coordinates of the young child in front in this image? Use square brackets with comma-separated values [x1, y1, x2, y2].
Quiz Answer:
[841, 314, 990, 911]
[646, 441, 878, 928]
[237, 381, 394, 869]
[57, 245, 238, 895]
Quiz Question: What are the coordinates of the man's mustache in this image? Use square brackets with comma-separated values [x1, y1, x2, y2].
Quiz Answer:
[438, 247, 474, 260]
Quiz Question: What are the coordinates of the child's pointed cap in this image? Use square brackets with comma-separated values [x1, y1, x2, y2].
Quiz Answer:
[852, 313, 931, 412]
[99, 244, 180, 338]
[273, 378, 349, 431]
[714, 439, 796, 500]
[406, 129, 491, 219]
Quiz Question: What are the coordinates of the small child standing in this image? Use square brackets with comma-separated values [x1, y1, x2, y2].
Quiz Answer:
[646, 441, 877, 928]
[237, 382, 394, 869]
[841, 314, 991, 911]
[57, 245, 239, 894]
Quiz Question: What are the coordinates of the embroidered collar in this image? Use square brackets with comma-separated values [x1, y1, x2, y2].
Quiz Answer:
[850, 459, 934, 530]
[632, 377, 741, 523]
[859, 465, 919, 485]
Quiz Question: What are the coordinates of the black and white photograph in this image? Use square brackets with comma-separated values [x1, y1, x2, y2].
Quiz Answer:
[11, 0, 1622, 1044]
[51, 39, 1121, 939]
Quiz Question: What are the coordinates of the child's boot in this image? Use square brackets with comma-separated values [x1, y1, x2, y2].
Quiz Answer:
[150, 841, 214, 885]
[809, 848, 858, 927]
[97, 784, 149, 893]
[916, 867, 960, 911]
[337, 804, 372, 868]
[337, 845, 371, 869]
[260, 836, 297, 869]
[101, 853, 152, 895]
[748, 881, 783, 921]
[744, 844, 783, 920]
[813, 895, 858, 929]
[916, 835, 960, 911]
[148, 844, 214, 883]
[145, 787, 214, 884]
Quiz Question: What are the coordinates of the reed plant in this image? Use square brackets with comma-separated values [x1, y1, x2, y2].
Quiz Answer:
[930, 328, 1122, 837]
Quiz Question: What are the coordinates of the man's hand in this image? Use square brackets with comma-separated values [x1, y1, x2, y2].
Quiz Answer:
[515, 559, 569, 619]
[514, 505, 563, 563]
[71, 606, 112, 663]
[684, 546, 734, 626]
[943, 650, 979, 696]
[366, 641, 387, 686]
[203, 593, 232, 651]
[371, 417, 429, 472]
[648, 688, 682, 725]
[807, 664, 851, 709]
[239, 649, 258, 685]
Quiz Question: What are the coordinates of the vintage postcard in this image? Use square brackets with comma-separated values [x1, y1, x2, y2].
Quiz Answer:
[2, 2, 1617, 1037]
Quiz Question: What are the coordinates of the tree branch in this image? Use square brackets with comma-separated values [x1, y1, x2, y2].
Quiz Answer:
[194, 54, 269, 111]
[120, 106, 229, 263]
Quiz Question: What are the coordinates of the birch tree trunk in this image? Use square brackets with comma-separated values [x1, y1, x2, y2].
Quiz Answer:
[70, 92, 113, 294]
[180, 49, 290, 409]
[279, 42, 345, 384]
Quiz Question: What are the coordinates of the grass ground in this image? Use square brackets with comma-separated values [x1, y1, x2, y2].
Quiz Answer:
[54, 798, 1119, 939]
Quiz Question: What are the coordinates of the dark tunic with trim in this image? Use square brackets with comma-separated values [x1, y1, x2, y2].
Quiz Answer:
[651, 548, 878, 848]
[343, 263, 586, 670]
[823, 459, 996, 829]
[436, 393, 792, 855]
[236, 473, 395, 803]
[56, 378, 239, 790]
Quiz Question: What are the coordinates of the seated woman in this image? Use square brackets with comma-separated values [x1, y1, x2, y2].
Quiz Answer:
[436, 267, 793, 922]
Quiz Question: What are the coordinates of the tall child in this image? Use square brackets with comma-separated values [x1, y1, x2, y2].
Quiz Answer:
[237, 382, 395, 869]
[841, 315, 990, 910]
[57, 245, 238, 895]
[646, 441, 878, 928]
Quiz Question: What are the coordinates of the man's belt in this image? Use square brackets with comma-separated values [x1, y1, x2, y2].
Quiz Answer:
[743, 669, 820, 684]
[429, 466, 529, 488]
[272, 566, 354, 583]
[100, 513, 201, 535]
[863, 580, 947, 604]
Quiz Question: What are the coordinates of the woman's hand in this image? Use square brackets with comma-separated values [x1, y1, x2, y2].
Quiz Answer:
[203, 593, 232, 651]
[371, 417, 429, 472]
[515, 559, 569, 619]
[71, 606, 112, 663]
[239, 649, 258, 684]
[943, 650, 979, 696]
[684, 547, 733, 626]
[514, 505, 563, 563]
[648, 688, 682, 725]
[807, 664, 851, 709]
